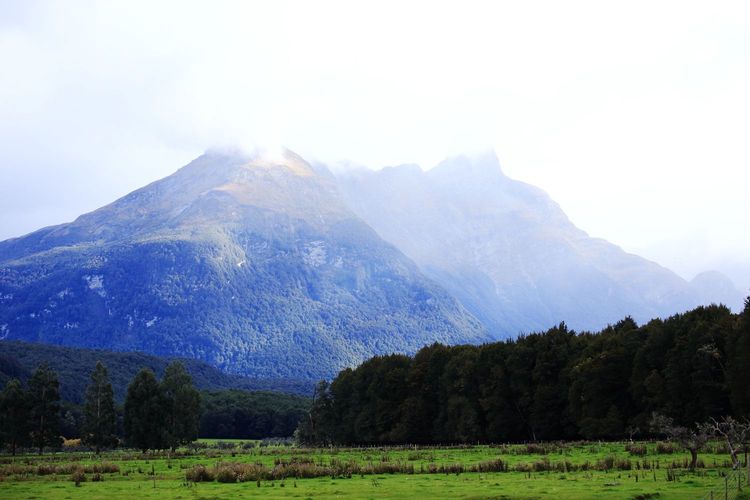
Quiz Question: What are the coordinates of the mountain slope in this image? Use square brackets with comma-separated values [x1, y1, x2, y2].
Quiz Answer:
[0, 149, 487, 379]
[335, 151, 737, 336]
[0, 340, 313, 403]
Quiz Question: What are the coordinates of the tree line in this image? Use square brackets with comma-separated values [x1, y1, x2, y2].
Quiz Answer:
[298, 300, 750, 445]
[0, 360, 201, 454]
[0, 340, 314, 405]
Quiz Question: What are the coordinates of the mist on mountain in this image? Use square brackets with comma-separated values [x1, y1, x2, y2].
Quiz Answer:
[335, 150, 744, 336]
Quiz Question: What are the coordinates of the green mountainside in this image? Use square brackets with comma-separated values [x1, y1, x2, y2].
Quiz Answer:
[0, 340, 313, 403]
[0, 149, 487, 380]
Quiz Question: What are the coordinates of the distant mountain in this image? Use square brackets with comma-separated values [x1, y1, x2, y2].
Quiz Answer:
[0, 340, 313, 403]
[690, 271, 745, 312]
[0, 149, 487, 380]
[336, 151, 744, 336]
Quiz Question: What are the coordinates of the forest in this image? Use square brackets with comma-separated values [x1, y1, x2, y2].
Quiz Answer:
[299, 300, 750, 445]
[2, 299, 749, 452]
[0, 359, 310, 452]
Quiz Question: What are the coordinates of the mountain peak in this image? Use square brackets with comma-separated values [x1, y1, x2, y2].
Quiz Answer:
[200, 146, 316, 178]
[430, 150, 505, 182]
[244, 147, 316, 177]
[690, 270, 744, 311]
[0, 149, 488, 379]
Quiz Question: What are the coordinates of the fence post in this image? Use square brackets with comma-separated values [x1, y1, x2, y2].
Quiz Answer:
[725, 475, 728, 500]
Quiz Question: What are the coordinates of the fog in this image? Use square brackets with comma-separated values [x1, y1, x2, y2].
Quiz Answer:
[0, 0, 748, 290]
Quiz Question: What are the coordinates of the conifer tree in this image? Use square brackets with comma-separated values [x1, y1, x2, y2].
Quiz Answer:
[161, 361, 201, 451]
[28, 363, 63, 454]
[124, 368, 166, 452]
[82, 361, 117, 453]
[0, 378, 30, 456]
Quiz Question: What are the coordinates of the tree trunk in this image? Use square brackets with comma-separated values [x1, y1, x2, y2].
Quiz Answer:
[690, 448, 698, 471]
[730, 447, 739, 469]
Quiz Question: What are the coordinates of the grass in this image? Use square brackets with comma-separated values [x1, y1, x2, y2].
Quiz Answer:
[0, 441, 745, 499]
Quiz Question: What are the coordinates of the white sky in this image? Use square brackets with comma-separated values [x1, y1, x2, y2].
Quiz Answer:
[1, 0, 749, 290]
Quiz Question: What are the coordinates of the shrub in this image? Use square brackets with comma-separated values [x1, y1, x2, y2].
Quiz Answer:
[524, 443, 549, 454]
[215, 467, 238, 483]
[37, 464, 58, 475]
[86, 462, 120, 474]
[597, 455, 615, 471]
[615, 458, 632, 470]
[514, 462, 532, 473]
[71, 468, 86, 486]
[533, 458, 552, 472]
[656, 442, 676, 454]
[185, 464, 214, 482]
[626, 444, 647, 456]
[472, 459, 508, 473]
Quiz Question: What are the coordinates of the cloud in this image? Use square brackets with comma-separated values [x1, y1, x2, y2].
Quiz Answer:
[0, 0, 748, 286]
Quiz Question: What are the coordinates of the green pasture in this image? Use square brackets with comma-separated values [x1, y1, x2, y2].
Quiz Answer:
[1, 441, 747, 499]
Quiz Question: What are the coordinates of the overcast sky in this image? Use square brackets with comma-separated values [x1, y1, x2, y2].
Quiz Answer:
[1, 0, 748, 290]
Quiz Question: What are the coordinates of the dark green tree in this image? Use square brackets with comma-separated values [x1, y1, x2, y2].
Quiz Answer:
[28, 363, 63, 454]
[124, 368, 166, 452]
[295, 380, 335, 446]
[0, 378, 30, 455]
[82, 361, 117, 453]
[161, 361, 201, 451]
[293, 302, 743, 446]
[569, 320, 642, 439]
[728, 297, 750, 417]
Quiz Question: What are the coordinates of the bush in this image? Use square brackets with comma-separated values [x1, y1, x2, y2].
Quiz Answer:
[514, 462, 532, 473]
[533, 458, 552, 472]
[215, 466, 238, 483]
[71, 468, 86, 486]
[37, 464, 58, 475]
[656, 442, 676, 454]
[185, 464, 214, 482]
[524, 443, 549, 454]
[472, 459, 508, 472]
[86, 462, 120, 474]
[626, 444, 647, 456]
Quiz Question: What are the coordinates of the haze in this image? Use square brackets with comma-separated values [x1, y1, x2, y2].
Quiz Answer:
[0, 0, 748, 290]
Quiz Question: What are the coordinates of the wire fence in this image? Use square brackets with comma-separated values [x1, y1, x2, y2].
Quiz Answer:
[701, 466, 748, 500]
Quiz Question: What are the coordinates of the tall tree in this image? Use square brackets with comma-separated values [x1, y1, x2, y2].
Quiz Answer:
[28, 363, 63, 454]
[82, 361, 117, 453]
[124, 368, 166, 452]
[728, 297, 750, 417]
[296, 380, 335, 446]
[0, 378, 30, 456]
[161, 361, 201, 451]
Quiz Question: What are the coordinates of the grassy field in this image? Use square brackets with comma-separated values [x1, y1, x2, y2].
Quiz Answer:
[1, 441, 747, 499]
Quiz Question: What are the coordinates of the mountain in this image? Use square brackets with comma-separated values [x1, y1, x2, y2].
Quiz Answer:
[690, 271, 745, 312]
[335, 151, 742, 336]
[0, 340, 313, 403]
[0, 149, 487, 380]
